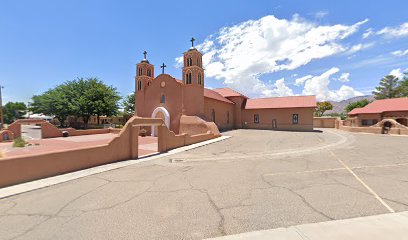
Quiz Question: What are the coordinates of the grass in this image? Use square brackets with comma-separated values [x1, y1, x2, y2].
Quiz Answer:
[12, 137, 27, 148]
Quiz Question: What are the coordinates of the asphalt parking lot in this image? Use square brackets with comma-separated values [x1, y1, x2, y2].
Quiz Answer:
[1, 129, 408, 240]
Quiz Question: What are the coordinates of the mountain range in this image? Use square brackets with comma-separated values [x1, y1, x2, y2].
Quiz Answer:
[325, 95, 375, 114]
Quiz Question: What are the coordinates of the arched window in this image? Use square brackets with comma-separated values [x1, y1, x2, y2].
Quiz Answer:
[147, 69, 151, 77]
[160, 94, 165, 103]
[188, 73, 192, 84]
[147, 80, 151, 86]
[137, 81, 142, 91]
[198, 73, 202, 85]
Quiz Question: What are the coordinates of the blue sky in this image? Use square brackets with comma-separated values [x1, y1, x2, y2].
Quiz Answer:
[1, 0, 407, 104]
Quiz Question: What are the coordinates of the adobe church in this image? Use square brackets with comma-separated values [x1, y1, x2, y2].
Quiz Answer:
[135, 39, 316, 135]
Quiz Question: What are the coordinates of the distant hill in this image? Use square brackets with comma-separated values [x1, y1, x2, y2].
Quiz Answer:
[325, 95, 375, 114]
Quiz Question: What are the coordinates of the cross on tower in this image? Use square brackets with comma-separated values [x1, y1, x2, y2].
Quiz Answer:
[143, 51, 147, 59]
[190, 37, 195, 48]
[160, 63, 167, 74]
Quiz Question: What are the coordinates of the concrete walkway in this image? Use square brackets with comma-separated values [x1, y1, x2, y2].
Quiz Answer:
[208, 211, 408, 240]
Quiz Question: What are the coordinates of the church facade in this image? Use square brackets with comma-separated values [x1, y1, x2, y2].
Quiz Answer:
[135, 40, 316, 135]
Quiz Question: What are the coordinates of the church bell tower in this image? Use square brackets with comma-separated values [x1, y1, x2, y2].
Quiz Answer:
[182, 38, 205, 117]
[135, 51, 154, 116]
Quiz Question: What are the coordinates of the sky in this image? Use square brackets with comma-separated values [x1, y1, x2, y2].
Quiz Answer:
[1, 0, 408, 104]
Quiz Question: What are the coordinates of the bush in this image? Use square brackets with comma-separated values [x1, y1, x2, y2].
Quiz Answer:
[12, 137, 27, 148]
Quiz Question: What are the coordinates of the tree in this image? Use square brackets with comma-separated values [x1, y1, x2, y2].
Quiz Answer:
[31, 77, 121, 128]
[397, 71, 408, 97]
[31, 85, 73, 126]
[345, 99, 371, 113]
[315, 101, 333, 117]
[122, 92, 135, 116]
[69, 78, 121, 126]
[372, 75, 401, 99]
[3, 102, 27, 124]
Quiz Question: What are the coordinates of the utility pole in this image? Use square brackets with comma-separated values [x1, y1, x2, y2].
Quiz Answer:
[0, 85, 3, 129]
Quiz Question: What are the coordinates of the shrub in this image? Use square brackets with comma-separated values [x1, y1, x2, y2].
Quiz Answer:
[12, 137, 27, 148]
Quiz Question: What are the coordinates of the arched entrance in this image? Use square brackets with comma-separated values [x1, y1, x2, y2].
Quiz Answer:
[151, 107, 170, 137]
[382, 121, 393, 134]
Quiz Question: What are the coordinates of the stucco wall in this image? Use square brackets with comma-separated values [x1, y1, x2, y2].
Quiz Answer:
[0, 117, 220, 188]
[204, 97, 235, 131]
[179, 115, 221, 136]
[242, 108, 314, 131]
[313, 117, 337, 128]
[7, 119, 118, 140]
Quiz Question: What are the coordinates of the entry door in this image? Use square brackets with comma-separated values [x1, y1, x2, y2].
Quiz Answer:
[272, 119, 277, 129]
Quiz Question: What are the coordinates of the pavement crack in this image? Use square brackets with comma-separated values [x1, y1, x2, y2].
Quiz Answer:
[261, 174, 334, 221]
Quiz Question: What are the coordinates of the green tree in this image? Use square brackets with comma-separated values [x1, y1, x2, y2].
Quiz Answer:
[3, 102, 27, 124]
[69, 78, 121, 126]
[31, 85, 73, 126]
[398, 71, 408, 97]
[372, 75, 401, 99]
[344, 99, 371, 113]
[122, 92, 135, 116]
[315, 101, 333, 117]
[31, 77, 121, 128]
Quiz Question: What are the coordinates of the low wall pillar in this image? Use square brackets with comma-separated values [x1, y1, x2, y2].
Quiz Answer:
[131, 125, 139, 159]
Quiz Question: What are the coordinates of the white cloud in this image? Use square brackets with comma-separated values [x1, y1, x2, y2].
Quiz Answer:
[261, 78, 294, 97]
[295, 75, 312, 86]
[189, 15, 368, 97]
[338, 72, 350, 82]
[314, 11, 329, 19]
[300, 67, 363, 101]
[363, 28, 374, 39]
[391, 49, 408, 57]
[345, 42, 374, 55]
[389, 68, 403, 78]
[377, 22, 408, 38]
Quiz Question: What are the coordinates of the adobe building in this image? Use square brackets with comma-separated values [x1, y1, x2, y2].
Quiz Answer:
[135, 39, 316, 135]
[347, 98, 408, 127]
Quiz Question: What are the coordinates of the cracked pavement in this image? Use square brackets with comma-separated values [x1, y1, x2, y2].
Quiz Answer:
[1, 129, 408, 239]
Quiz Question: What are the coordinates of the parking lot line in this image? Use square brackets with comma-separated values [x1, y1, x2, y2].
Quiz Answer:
[329, 150, 395, 213]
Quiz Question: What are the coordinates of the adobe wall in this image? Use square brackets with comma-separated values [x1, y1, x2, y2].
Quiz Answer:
[242, 108, 314, 131]
[204, 97, 235, 131]
[337, 119, 408, 135]
[179, 115, 221, 136]
[0, 117, 140, 188]
[313, 117, 337, 128]
[6, 119, 118, 141]
[227, 96, 245, 129]
[0, 117, 220, 187]
[0, 130, 14, 142]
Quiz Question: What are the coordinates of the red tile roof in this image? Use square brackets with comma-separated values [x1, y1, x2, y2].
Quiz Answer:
[245, 95, 316, 109]
[348, 98, 408, 115]
[213, 88, 248, 98]
[204, 88, 234, 104]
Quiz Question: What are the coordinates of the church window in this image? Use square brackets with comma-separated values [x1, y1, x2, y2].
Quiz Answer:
[147, 69, 151, 77]
[137, 81, 142, 91]
[147, 81, 151, 86]
[198, 73, 202, 85]
[254, 114, 260, 124]
[160, 94, 165, 103]
[138, 68, 143, 76]
[292, 114, 299, 125]
[186, 72, 192, 84]
[212, 109, 216, 122]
